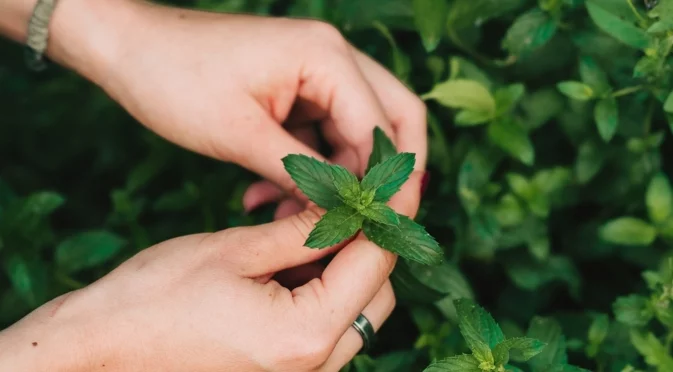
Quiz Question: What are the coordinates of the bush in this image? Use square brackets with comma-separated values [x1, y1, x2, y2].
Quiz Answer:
[2, 0, 673, 371]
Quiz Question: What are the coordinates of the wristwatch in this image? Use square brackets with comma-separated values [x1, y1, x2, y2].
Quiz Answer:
[24, 0, 58, 71]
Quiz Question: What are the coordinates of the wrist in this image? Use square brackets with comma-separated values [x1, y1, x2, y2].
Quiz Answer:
[46, 0, 140, 85]
[0, 292, 103, 372]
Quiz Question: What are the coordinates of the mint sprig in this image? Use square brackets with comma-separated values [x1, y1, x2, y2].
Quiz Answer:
[281, 127, 443, 266]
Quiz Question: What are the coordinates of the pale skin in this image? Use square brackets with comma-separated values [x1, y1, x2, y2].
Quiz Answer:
[0, 0, 429, 371]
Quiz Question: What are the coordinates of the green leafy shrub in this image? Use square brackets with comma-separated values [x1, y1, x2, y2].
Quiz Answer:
[3, 0, 673, 371]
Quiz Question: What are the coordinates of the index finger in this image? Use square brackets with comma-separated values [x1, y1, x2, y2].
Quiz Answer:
[352, 48, 428, 172]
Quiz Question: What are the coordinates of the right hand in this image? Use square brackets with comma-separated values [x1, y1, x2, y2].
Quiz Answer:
[0, 177, 422, 372]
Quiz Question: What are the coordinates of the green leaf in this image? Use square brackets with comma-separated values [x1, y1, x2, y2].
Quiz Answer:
[526, 316, 568, 367]
[362, 215, 443, 265]
[367, 127, 398, 173]
[360, 202, 400, 226]
[422, 79, 496, 114]
[494, 83, 526, 116]
[448, 0, 526, 31]
[423, 354, 481, 372]
[282, 154, 343, 210]
[4, 255, 48, 308]
[331, 164, 361, 206]
[23, 191, 65, 215]
[579, 55, 611, 93]
[455, 109, 494, 126]
[454, 298, 505, 351]
[585, 1, 651, 49]
[505, 255, 580, 297]
[574, 141, 606, 184]
[664, 91, 673, 113]
[305, 205, 364, 248]
[646, 173, 673, 224]
[502, 8, 557, 57]
[55, 231, 126, 273]
[629, 330, 673, 370]
[361, 153, 415, 203]
[494, 193, 526, 227]
[556, 81, 594, 100]
[449, 56, 493, 91]
[594, 96, 619, 142]
[488, 118, 535, 165]
[390, 260, 447, 304]
[493, 337, 546, 365]
[599, 217, 657, 246]
[613, 294, 654, 327]
[412, 0, 448, 52]
[587, 314, 609, 346]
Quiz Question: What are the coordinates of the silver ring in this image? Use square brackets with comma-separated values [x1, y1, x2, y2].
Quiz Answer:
[351, 313, 376, 354]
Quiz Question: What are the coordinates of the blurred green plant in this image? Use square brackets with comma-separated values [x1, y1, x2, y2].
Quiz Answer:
[3, 0, 673, 371]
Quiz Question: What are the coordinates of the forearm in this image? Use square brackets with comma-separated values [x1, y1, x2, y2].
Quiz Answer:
[0, 0, 137, 85]
[0, 295, 96, 372]
[0, 0, 38, 42]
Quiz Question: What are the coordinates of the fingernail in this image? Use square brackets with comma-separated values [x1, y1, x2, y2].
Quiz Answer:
[420, 171, 430, 197]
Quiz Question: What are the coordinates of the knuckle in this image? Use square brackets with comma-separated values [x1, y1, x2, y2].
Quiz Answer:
[273, 328, 333, 370]
[407, 96, 428, 124]
[304, 20, 349, 52]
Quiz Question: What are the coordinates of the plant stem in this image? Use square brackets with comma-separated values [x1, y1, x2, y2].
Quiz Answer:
[447, 27, 495, 67]
[612, 85, 645, 97]
[55, 271, 85, 290]
[644, 99, 655, 135]
[626, 0, 647, 23]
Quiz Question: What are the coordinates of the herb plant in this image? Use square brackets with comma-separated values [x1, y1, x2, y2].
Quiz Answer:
[5, 0, 673, 371]
[282, 127, 443, 265]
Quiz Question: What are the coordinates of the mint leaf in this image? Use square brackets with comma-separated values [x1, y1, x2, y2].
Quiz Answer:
[361, 152, 415, 203]
[579, 55, 610, 93]
[487, 117, 535, 166]
[412, 0, 448, 52]
[282, 154, 343, 210]
[422, 79, 497, 114]
[55, 231, 126, 273]
[362, 215, 443, 265]
[423, 354, 481, 372]
[366, 126, 398, 173]
[502, 8, 557, 58]
[586, 1, 651, 49]
[454, 298, 506, 350]
[526, 316, 568, 367]
[629, 330, 673, 370]
[330, 164, 361, 206]
[613, 294, 654, 327]
[360, 202, 400, 226]
[599, 217, 657, 246]
[304, 205, 364, 248]
[455, 109, 493, 126]
[4, 255, 48, 308]
[557, 81, 594, 101]
[646, 172, 673, 224]
[493, 337, 546, 365]
[594, 96, 618, 142]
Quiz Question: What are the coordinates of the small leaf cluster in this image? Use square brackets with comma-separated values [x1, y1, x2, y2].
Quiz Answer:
[424, 299, 588, 372]
[282, 127, 443, 265]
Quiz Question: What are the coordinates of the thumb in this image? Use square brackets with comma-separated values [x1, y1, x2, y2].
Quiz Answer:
[221, 205, 350, 278]
[221, 172, 424, 279]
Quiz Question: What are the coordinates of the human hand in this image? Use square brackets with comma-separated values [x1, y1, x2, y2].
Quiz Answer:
[38, 0, 428, 219]
[0, 177, 422, 372]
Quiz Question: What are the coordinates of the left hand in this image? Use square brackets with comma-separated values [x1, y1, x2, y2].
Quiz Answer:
[44, 0, 428, 219]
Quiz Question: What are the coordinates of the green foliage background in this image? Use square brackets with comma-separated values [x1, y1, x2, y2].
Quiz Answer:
[3, 0, 673, 370]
